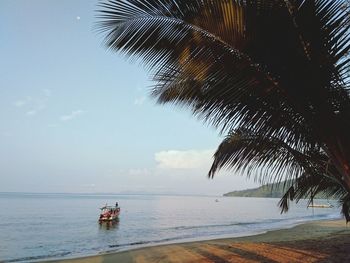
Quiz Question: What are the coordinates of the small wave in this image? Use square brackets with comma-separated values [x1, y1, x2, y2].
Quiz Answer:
[4, 252, 71, 263]
[109, 240, 151, 248]
[169, 218, 285, 231]
[292, 213, 341, 222]
[171, 222, 254, 231]
[108, 235, 194, 249]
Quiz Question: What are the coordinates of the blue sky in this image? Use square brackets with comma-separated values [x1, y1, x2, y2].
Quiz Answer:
[0, 0, 258, 195]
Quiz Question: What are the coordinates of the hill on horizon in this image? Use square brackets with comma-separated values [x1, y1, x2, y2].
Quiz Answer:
[223, 181, 330, 199]
[224, 182, 286, 198]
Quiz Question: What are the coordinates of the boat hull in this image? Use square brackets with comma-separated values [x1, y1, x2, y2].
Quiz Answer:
[308, 204, 333, 208]
[98, 207, 120, 222]
[99, 216, 119, 222]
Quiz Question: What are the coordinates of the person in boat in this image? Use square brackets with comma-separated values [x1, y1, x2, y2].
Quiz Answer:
[115, 202, 120, 212]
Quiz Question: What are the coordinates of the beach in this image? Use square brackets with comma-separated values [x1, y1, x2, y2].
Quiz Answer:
[49, 219, 350, 263]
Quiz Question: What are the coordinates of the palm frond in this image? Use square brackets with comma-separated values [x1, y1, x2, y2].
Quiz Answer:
[97, 0, 350, 150]
[208, 128, 324, 183]
[278, 172, 350, 221]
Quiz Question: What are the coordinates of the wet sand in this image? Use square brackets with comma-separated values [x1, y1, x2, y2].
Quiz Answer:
[48, 219, 350, 263]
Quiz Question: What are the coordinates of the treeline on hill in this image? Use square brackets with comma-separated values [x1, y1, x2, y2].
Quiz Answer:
[224, 181, 330, 199]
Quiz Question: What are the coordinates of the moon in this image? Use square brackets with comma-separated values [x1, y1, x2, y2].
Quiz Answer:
[76, 16, 81, 20]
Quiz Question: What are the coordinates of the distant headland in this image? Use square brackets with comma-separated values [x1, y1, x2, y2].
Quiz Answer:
[224, 181, 329, 199]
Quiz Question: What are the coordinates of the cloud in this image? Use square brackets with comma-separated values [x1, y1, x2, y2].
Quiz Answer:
[155, 149, 214, 169]
[26, 110, 37, 116]
[14, 90, 50, 116]
[14, 100, 26, 107]
[134, 96, 146, 106]
[13, 96, 31, 107]
[26, 104, 46, 116]
[60, 110, 85, 121]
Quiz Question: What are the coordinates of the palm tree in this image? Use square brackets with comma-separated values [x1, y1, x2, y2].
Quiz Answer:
[97, 0, 350, 218]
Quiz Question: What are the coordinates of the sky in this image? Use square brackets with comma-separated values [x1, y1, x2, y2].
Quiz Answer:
[0, 0, 259, 195]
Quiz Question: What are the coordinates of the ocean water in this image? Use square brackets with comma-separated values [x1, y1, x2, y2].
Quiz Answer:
[0, 193, 341, 262]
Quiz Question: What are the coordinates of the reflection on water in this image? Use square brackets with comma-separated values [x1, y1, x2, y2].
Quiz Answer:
[99, 219, 119, 230]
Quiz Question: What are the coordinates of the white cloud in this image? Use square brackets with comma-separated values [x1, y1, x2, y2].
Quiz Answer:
[26, 104, 46, 116]
[60, 110, 85, 121]
[155, 149, 214, 169]
[14, 100, 26, 107]
[26, 110, 37, 116]
[134, 96, 146, 106]
[13, 96, 31, 107]
[14, 91, 49, 116]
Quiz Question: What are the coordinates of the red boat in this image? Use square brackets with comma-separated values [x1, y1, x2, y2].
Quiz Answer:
[98, 204, 120, 222]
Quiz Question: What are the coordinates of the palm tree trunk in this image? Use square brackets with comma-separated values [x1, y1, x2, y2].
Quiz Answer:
[326, 138, 350, 191]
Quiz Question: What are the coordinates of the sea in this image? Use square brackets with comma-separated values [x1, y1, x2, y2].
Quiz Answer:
[0, 192, 341, 262]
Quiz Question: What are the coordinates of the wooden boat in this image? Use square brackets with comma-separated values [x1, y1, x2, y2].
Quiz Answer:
[98, 204, 120, 222]
[307, 203, 333, 208]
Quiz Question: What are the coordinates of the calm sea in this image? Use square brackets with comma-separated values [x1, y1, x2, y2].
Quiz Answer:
[0, 192, 340, 262]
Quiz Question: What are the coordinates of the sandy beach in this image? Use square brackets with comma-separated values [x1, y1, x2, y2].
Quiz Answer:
[47, 219, 350, 263]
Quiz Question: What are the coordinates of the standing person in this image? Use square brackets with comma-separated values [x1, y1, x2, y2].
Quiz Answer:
[115, 202, 118, 207]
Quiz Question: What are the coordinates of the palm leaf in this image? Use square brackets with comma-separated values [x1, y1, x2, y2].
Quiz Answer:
[97, 0, 350, 148]
[278, 172, 350, 221]
[208, 128, 327, 182]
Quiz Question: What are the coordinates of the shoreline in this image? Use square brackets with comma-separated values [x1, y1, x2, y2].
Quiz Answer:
[46, 218, 350, 263]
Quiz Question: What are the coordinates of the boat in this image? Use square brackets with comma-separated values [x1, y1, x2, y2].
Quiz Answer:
[307, 203, 333, 208]
[98, 204, 120, 222]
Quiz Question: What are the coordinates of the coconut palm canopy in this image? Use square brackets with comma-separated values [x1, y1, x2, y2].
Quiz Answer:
[97, 0, 350, 219]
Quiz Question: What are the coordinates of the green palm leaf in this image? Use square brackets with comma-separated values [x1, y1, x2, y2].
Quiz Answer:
[278, 173, 350, 221]
[208, 128, 319, 182]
